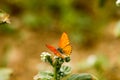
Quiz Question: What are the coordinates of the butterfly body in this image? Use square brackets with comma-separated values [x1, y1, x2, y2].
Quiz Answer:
[46, 32, 72, 58]
[57, 48, 64, 54]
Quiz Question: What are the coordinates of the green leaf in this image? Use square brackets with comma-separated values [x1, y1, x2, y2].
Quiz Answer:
[46, 55, 53, 66]
[67, 73, 98, 80]
[33, 71, 53, 80]
[60, 66, 71, 75]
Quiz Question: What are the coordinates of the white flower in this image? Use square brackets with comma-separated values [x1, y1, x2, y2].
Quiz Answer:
[40, 52, 51, 62]
[116, 0, 120, 6]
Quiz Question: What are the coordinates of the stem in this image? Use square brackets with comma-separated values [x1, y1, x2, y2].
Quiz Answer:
[53, 58, 61, 80]
[54, 65, 58, 80]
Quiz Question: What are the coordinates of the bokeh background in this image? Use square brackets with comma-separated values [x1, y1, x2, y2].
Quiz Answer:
[0, 0, 120, 80]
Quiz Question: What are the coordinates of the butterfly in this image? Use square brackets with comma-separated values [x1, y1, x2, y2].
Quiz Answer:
[46, 32, 72, 58]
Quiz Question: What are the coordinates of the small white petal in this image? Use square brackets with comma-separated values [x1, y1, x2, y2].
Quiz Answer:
[40, 52, 51, 62]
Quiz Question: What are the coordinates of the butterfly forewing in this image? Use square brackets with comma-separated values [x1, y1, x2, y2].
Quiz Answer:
[58, 32, 70, 48]
[58, 32, 72, 56]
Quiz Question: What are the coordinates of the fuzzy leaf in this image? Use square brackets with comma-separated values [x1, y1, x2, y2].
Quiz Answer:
[60, 66, 71, 75]
[33, 71, 53, 80]
[67, 73, 98, 80]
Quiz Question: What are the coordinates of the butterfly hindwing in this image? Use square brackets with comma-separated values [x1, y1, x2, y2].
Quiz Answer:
[46, 44, 62, 57]
[62, 44, 72, 56]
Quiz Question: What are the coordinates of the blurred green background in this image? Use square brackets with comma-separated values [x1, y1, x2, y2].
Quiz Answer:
[0, 0, 120, 80]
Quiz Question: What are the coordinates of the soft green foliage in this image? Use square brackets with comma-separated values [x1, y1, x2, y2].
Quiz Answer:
[60, 66, 71, 75]
[93, 54, 109, 70]
[0, 24, 16, 35]
[78, 54, 109, 70]
[34, 51, 98, 80]
[67, 73, 98, 80]
[77, 54, 109, 80]
[53, 57, 69, 80]
[0, 0, 117, 46]
[34, 52, 72, 80]
[34, 71, 54, 80]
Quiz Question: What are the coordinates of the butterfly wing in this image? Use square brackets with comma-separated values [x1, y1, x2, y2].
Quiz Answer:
[58, 32, 72, 56]
[58, 32, 70, 48]
[46, 44, 62, 57]
[63, 44, 72, 56]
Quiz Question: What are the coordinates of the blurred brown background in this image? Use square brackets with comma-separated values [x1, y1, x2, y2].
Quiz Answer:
[0, 0, 120, 80]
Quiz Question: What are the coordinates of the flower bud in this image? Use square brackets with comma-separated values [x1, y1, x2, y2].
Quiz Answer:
[64, 57, 71, 62]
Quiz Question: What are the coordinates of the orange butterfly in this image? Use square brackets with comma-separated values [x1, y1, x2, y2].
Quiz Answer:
[46, 32, 72, 58]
